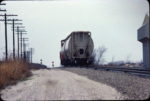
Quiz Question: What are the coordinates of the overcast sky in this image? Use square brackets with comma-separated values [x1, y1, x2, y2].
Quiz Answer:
[0, 0, 149, 67]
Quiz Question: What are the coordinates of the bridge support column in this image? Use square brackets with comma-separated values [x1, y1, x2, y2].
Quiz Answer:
[138, 15, 150, 69]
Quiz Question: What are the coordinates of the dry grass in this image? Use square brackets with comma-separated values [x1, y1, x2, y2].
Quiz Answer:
[0, 60, 31, 90]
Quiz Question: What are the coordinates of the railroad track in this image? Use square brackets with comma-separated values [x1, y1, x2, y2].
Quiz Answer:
[60, 65, 150, 77]
[88, 66, 150, 77]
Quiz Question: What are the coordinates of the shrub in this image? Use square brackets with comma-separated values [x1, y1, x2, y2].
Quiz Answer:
[0, 60, 31, 89]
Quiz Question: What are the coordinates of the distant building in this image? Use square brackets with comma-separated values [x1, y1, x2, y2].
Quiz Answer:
[138, 14, 150, 69]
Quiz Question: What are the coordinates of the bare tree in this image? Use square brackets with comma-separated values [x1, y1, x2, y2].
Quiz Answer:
[93, 46, 107, 65]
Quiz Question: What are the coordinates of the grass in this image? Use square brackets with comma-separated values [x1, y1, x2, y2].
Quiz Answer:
[0, 60, 31, 90]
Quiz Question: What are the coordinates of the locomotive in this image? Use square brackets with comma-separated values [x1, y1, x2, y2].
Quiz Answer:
[60, 31, 94, 66]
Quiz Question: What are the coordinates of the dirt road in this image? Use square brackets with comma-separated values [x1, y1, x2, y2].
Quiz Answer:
[1, 69, 124, 100]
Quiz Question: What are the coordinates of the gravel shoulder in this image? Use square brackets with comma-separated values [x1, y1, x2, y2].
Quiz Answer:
[62, 67, 150, 100]
[1, 69, 124, 100]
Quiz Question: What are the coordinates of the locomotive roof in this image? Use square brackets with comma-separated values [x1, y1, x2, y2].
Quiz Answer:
[61, 31, 91, 42]
[71, 31, 91, 34]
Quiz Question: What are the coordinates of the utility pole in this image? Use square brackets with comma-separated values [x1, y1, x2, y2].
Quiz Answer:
[4, 19, 22, 59]
[12, 26, 25, 59]
[0, 3, 6, 12]
[20, 31, 23, 58]
[0, 13, 17, 60]
[19, 30, 27, 59]
[40, 59, 43, 64]
[22, 38, 28, 61]
[17, 26, 20, 58]
[12, 20, 22, 59]
[4, 14, 8, 60]
[30, 48, 33, 63]
[14, 26, 26, 59]
[20, 38, 28, 61]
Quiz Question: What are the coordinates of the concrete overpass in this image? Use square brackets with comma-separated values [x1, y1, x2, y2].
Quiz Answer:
[138, 14, 150, 69]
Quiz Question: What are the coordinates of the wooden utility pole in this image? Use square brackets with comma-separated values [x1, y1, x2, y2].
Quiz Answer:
[22, 38, 28, 61]
[0, 13, 17, 60]
[4, 14, 7, 60]
[0, 3, 6, 12]
[15, 26, 26, 59]
[0, 19, 22, 60]
[12, 26, 25, 59]
[30, 48, 33, 63]
[12, 26, 25, 58]
[19, 30, 27, 59]
[12, 20, 15, 59]
[40, 59, 43, 64]
[17, 26, 20, 58]
[12, 20, 22, 59]
[20, 31, 23, 58]
[5, 19, 22, 59]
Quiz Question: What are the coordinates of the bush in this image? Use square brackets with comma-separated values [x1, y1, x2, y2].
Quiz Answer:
[0, 60, 31, 89]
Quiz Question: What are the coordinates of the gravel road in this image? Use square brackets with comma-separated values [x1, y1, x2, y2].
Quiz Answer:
[1, 69, 124, 100]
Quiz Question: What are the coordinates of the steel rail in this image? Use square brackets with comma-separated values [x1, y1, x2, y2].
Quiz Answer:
[85, 66, 150, 77]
